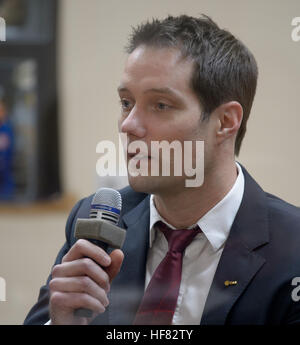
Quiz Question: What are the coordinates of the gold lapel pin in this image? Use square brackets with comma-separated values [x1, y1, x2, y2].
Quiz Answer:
[224, 280, 238, 287]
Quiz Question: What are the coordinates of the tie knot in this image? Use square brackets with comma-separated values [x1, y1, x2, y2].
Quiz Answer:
[156, 221, 201, 253]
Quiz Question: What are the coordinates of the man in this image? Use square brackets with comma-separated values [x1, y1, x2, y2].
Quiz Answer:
[24, 15, 300, 325]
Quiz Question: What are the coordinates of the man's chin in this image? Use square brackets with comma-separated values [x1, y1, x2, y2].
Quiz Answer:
[127, 174, 181, 195]
[127, 175, 154, 194]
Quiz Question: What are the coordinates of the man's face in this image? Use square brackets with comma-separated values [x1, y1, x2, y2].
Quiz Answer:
[118, 45, 214, 195]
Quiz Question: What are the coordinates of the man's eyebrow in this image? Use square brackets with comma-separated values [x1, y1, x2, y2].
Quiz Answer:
[144, 87, 180, 97]
[117, 86, 129, 93]
[118, 86, 182, 99]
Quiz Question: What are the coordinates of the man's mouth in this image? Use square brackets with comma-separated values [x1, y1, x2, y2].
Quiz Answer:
[127, 152, 151, 160]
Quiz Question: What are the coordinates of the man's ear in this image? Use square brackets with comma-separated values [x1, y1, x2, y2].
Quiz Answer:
[215, 101, 243, 144]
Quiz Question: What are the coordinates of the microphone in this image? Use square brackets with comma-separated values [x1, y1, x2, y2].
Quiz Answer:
[73, 187, 126, 318]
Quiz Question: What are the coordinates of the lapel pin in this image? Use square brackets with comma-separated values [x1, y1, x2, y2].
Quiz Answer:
[224, 280, 237, 287]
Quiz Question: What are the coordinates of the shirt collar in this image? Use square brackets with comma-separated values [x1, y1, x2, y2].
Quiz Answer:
[149, 162, 245, 251]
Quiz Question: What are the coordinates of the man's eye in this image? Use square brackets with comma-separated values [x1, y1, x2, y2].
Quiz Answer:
[156, 102, 170, 111]
[120, 99, 131, 111]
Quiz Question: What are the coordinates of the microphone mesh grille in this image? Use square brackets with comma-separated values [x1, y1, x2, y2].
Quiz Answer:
[92, 187, 122, 211]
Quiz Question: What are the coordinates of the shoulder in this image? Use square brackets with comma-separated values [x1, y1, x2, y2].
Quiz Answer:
[266, 192, 300, 228]
[264, 193, 300, 259]
[241, 163, 300, 234]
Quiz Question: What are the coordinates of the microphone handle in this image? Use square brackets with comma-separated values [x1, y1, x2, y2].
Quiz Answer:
[74, 239, 108, 318]
[72, 218, 126, 319]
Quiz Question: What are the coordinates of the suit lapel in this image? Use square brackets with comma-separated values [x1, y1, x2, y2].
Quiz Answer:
[108, 195, 150, 324]
[200, 227, 266, 325]
[201, 167, 269, 325]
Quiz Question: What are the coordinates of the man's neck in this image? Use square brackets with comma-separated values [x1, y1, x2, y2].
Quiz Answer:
[153, 162, 238, 229]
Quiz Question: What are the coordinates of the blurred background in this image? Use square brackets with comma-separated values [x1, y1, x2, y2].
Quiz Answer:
[0, 0, 299, 324]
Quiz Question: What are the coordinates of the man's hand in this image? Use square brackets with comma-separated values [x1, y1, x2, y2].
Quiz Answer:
[49, 239, 124, 325]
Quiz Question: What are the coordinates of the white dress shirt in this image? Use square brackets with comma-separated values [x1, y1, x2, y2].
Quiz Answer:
[146, 162, 245, 325]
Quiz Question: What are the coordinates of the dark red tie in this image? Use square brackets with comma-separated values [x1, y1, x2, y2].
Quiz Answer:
[133, 221, 201, 325]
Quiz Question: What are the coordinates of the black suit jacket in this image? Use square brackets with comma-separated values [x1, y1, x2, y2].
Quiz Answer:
[24, 166, 300, 324]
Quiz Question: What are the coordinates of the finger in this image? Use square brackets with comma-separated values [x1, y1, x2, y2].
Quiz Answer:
[49, 276, 109, 307]
[50, 291, 105, 315]
[52, 258, 110, 292]
[62, 239, 111, 267]
[106, 249, 124, 283]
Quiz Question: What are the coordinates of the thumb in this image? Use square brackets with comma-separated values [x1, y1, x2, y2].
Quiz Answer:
[106, 249, 124, 283]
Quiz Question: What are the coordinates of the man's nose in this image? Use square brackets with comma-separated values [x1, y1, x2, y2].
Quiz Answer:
[120, 105, 147, 138]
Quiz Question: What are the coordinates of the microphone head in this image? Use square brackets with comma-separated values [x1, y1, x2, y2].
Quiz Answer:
[89, 187, 122, 225]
